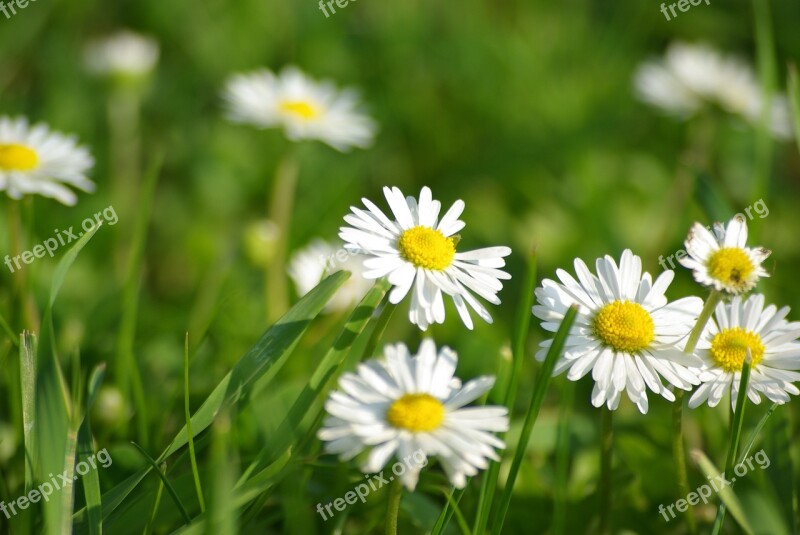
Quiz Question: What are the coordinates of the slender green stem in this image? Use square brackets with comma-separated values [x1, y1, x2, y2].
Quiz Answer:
[711, 355, 753, 535]
[474, 249, 537, 534]
[672, 290, 722, 534]
[7, 201, 39, 332]
[492, 306, 579, 534]
[265, 153, 299, 323]
[598, 408, 613, 535]
[553, 380, 575, 535]
[184, 333, 206, 513]
[385, 476, 403, 535]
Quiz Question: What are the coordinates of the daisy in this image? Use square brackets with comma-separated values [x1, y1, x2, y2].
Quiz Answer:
[317, 339, 509, 490]
[84, 30, 160, 78]
[678, 215, 770, 295]
[287, 239, 373, 312]
[688, 294, 800, 409]
[633, 42, 792, 139]
[222, 67, 376, 152]
[0, 117, 95, 206]
[339, 186, 512, 330]
[532, 249, 703, 413]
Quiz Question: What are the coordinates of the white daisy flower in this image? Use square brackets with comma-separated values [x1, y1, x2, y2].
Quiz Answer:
[84, 30, 160, 78]
[689, 294, 800, 409]
[0, 117, 95, 206]
[532, 249, 703, 413]
[678, 215, 770, 295]
[318, 339, 509, 490]
[288, 239, 373, 312]
[339, 186, 512, 330]
[633, 42, 792, 139]
[222, 67, 376, 152]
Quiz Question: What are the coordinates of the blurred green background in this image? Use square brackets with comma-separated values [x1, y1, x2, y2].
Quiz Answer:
[1, 0, 799, 533]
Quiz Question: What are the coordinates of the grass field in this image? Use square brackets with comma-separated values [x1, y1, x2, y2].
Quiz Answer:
[1, 0, 800, 533]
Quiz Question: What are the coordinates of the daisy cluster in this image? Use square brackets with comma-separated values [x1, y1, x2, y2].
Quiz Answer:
[532, 214, 800, 414]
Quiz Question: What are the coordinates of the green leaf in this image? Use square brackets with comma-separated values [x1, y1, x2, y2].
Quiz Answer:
[20, 331, 37, 490]
[73, 270, 350, 529]
[692, 449, 755, 535]
[76, 364, 107, 535]
[36, 223, 102, 535]
[239, 279, 390, 482]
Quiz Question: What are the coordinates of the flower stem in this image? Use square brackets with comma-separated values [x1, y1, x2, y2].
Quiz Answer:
[385, 476, 403, 535]
[491, 306, 579, 534]
[711, 354, 753, 535]
[598, 407, 613, 535]
[7, 200, 39, 331]
[672, 290, 721, 534]
[265, 153, 299, 323]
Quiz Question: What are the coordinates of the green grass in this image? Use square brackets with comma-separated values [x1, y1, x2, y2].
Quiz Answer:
[2, 0, 800, 533]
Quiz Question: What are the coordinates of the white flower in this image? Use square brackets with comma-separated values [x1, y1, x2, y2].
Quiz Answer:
[288, 239, 373, 312]
[634, 42, 792, 139]
[532, 250, 703, 413]
[84, 30, 160, 77]
[318, 339, 509, 490]
[339, 186, 512, 330]
[678, 215, 770, 295]
[689, 294, 800, 409]
[222, 67, 376, 151]
[0, 117, 94, 206]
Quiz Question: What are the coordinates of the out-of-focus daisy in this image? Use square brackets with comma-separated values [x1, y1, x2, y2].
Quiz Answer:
[0, 117, 94, 206]
[532, 250, 703, 413]
[633, 42, 792, 139]
[678, 215, 770, 295]
[288, 239, 372, 312]
[84, 30, 160, 78]
[689, 294, 800, 409]
[222, 67, 376, 152]
[318, 339, 509, 490]
[339, 186, 512, 330]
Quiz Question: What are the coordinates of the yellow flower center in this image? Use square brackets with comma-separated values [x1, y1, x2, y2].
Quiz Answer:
[706, 247, 754, 290]
[279, 100, 320, 120]
[709, 327, 765, 373]
[398, 226, 456, 271]
[386, 393, 444, 432]
[593, 300, 655, 353]
[0, 143, 39, 171]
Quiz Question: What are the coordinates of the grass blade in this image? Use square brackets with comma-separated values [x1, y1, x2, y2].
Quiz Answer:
[183, 333, 205, 514]
[76, 363, 107, 535]
[491, 305, 579, 533]
[36, 224, 102, 535]
[130, 442, 191, 525]
[20, 331, 37, 490]
[474, 249, 537, 534]
[692, 450, 755, 535]
[73, 270, 350, 529]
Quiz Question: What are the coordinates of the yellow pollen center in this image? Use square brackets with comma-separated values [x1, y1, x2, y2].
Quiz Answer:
[398, 226, 456, 270]
[279, 100, 320, 120]
[0, 143, 39, 171]
[706, 248, 754, 289]
[593, 300, 655, 353]
[386, 393, 444, 432]
[709, 327, 765, 373]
